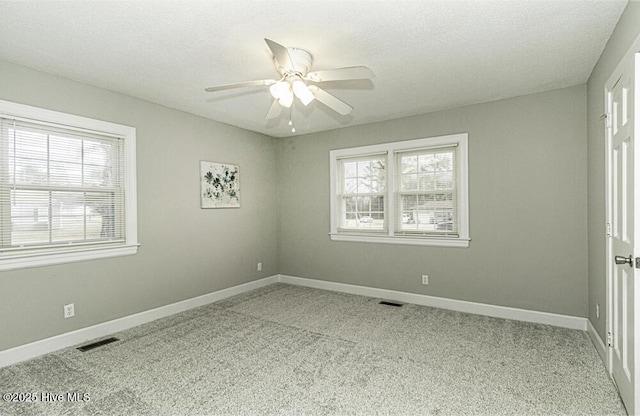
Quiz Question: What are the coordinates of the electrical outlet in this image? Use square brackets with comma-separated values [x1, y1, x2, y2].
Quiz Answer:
[421, 275, 429, 285]
[63, 303, 75, 319]
[596, 302, 600, 319]
[257, 262, 263, 272]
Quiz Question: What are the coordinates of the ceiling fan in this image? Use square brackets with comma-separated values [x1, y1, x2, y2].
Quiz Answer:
[205, 38, 374, 129]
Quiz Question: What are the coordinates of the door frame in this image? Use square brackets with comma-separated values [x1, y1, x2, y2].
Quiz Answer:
[604, 34, 640, 414]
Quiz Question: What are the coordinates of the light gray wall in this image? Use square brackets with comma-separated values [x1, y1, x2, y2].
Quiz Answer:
[277, 85, 588, 317]
[587, 1, 640, 340]
[0, 61, 278, 351]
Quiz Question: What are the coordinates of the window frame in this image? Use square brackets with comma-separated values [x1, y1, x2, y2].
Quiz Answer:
[0, 99, 139, 271]
[329, 133, 469, 248]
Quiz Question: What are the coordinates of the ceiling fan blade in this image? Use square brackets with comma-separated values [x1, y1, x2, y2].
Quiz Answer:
[265, 99, 284, 119]
[205, 79, 276, 92]
[307, 85, 353, 116]
[264, 38, 294, 71]
[306, 66, 374, 83]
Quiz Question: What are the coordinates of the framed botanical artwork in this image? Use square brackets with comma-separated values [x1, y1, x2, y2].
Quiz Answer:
[200, 161, 240, 208]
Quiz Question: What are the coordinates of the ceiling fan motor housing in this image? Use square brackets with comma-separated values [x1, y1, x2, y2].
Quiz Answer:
[274, 48, 313, 77]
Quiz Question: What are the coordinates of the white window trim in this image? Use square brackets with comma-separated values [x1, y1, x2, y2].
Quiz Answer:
[0, 99, 139, 271]
[329, 133, 470, 248]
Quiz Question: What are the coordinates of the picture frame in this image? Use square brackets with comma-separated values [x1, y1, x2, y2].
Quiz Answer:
[200, 161, 240, 208]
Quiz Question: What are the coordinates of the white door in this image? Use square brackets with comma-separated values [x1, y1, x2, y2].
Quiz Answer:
[607, 52, 639, 415]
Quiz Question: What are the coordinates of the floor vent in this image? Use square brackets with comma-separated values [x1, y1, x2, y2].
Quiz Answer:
[77, 337, 119, 352]
[379, 301, 403, 307]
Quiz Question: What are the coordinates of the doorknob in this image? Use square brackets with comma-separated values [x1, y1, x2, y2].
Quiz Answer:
[615, 255, 633, 266]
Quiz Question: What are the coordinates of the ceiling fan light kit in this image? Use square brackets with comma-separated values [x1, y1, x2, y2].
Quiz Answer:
[205, 38, 374, 133]
[291, 79, 314, 105]
[269, 81, 293, 107]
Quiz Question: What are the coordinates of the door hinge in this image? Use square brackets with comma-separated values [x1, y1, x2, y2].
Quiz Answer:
[601, 113, 613, 129]
[607, 332, 613, 347]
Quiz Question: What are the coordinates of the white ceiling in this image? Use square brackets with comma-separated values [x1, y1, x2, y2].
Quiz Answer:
[0, 0, 628, 138]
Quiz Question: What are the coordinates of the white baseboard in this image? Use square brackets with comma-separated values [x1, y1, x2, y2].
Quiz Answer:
[587, 319, 608, 367]
[0, 275, 278, 368]
[1, 273, 590, 368]
[277, 274, 588, 331]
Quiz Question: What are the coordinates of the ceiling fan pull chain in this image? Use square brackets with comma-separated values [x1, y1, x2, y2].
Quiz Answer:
[289, 105, 295, 133]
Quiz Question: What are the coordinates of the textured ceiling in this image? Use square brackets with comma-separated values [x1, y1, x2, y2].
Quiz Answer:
[0, 0, 628, 138]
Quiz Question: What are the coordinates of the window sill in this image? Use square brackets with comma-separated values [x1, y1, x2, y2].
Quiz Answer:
[0, 243, 140, 271]
[329, 233, 470, 248]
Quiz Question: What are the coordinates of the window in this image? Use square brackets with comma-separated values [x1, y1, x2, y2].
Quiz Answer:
[330, 133, 469, 247]
[0, 99, 138, 270]
[396, 148, 457, 234]
[338, 155, 386, 231]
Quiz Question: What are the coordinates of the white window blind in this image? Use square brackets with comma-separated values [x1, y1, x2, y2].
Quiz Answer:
[0, 117, 126, 254]
[395, 145, 458, 236]
[337, 154, 387, 231]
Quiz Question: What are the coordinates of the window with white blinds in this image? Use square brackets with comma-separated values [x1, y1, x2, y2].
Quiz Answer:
[337, 154, 386, 231]
[330, 133, 469, 248]
[0, 99, 138, 270]
[395, 146, 458, 236]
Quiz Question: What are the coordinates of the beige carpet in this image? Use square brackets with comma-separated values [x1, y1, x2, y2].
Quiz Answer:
[0, 283, 626, 415]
